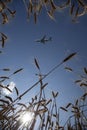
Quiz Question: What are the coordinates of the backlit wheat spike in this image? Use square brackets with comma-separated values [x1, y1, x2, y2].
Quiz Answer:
[63, 52, 77, 62]
[80, 83, 87, 87]
[75, 80, 82, 83]
[0, 76, 9, 79]
[66, 103, 72, 108]
[60, 107, 68, 112]
[3, 68, 10, 71]
[70, 3, 75, 15]
[7, 8, 16, 17]
[14, 86, 19, 96]
[34, 58, 40, 70]
[47, 10, 55, 21]
[78, 0, 85, 7]
[50, 0, 56, 10]
[41, 83, 48, 89]
[13, 68, 23, 75]
[5, 86, 12, 93]
[34, 12, 37, 24]
[64, 66, 73, 72]
[84, 67, 87, 74]
[1, 32, 7, 40]
[17, 103, 27, 108]
[5, 95, 13, 102]
[75, 7, 79, 17]
[0, 99, 9, 105]
[1, 36, 5, 48]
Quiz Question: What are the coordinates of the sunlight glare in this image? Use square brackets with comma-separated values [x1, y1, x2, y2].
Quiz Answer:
[21, 111, 35, 126]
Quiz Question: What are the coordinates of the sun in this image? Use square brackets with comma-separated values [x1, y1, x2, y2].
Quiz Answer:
[20, 111, 35, 127]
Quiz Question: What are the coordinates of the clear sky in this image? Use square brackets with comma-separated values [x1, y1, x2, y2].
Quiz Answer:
[0, 0, 87, 126]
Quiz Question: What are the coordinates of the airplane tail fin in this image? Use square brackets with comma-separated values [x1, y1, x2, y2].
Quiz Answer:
[49, 37, 52, 41]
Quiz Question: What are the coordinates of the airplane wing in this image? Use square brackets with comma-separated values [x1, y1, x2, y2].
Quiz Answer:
[41, 35, 46, 41]
[42, 37, 52, 43]
[35, 35, 46, 43]
[35, 39, 41, 42]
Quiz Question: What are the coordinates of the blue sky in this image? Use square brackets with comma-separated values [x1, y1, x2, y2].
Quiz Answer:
[0, 1, 87, 125]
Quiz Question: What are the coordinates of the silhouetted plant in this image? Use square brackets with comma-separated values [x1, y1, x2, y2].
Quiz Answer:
[0, 0, 87, 129]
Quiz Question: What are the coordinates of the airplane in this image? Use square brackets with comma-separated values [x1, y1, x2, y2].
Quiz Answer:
[35, 35, 52, 44]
